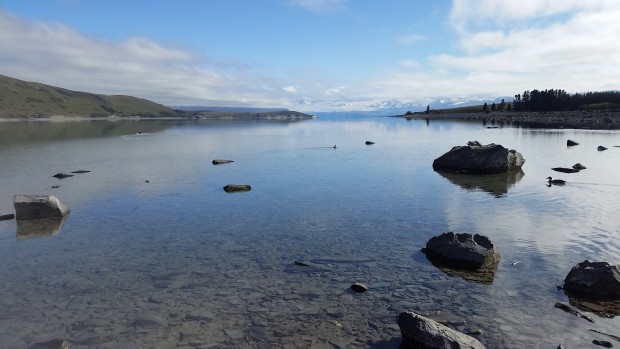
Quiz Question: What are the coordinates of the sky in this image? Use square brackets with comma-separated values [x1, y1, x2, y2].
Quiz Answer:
[1, 0, 619, 112]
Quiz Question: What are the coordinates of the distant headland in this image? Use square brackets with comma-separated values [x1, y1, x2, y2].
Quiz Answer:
[0, 74, 313, 120]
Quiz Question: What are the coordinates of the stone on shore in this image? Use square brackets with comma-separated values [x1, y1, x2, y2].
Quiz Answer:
[423, 232, 500, 269]
[223, 184, 251, 193]
[212, 159, 234, 165]
[563, 260, 620, 299]
[432, 143, 524, 174]
[13, 195, 70, 220]
[398, 311, 486, 349]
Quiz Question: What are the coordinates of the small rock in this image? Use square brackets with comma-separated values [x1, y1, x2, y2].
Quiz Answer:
[52, 173, 74, 179]
[563, 260, 620, 299]
[572, 163, 587, 170]
[71, 170, 91, 174]
[351, 282, 368, 293]
[13, 195, 70, 220]
[0, 214, 15, 221]
[424, 232, 500, 269]
[365, 141, 375, 145]
[223, 184, 251, 193]
[598, 146, 608, 151]
[593, 340, 613, 348]
[51, 185, 60, 189]
[212, 159, 234, 165]
[398, 311, 485, 349]
[567, 139, 579, 146]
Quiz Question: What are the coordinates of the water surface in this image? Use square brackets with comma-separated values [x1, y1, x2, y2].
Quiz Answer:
[0, 116, 619, 348]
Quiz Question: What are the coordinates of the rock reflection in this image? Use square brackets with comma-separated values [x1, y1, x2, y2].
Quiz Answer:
[435, 169, 524, 197]
[426, 257, 499, 284]
[568, 296, 620, 318]
[16, 216, 67, 240]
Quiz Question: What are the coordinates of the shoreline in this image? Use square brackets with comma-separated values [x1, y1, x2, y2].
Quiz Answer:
[401, 110, 620, 130]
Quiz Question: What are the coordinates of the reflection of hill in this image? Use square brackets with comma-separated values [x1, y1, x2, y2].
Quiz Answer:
[16, 216, 68, 240]
[426, 256, 499, 284]
[436, 169, 524, 197]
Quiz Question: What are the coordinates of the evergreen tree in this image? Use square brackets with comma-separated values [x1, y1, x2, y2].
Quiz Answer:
[425, 105, 430, 114]
[482, 102, 488, 112]
[491, 102, 496, 111]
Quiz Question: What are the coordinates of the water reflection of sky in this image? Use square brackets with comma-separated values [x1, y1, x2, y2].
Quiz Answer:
[0, 117, 619, 348]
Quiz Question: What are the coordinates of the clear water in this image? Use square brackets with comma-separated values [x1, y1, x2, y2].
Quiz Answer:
[0, 116, 619, 348]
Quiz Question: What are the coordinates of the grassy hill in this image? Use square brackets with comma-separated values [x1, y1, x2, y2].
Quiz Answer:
[0, 74, 183, 119]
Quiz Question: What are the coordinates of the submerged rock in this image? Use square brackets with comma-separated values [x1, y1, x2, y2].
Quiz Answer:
[432, 143, 524, 174]
[29, 338, 69, 349]
[563, 260, 620, 299]
[398, 311, 486, 349]
[423, 232, 500, 269]
[13, 195, 70, 220]
[223, 184, 251, 193]
[552, 167, 580, 173]
[598, 146, 608, 151]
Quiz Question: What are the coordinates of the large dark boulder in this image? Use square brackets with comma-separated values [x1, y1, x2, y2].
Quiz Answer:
[398, 311, 486, 349]
[13, 195, 70, 220]
[563, 260, 620, 299]
[432, 143, 524, 174]
[423, 232, 500, 269]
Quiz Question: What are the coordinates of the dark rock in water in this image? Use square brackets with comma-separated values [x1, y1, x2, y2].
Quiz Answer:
[52, 173, 73, 179]
[29, 338, 69, 349]
[223, 184, 251, 193]
[573, 163, 587, 170]
[71, 170, 91, 174]
[552, 167, 580, 173]
[13, 195, 70, 220]
[598, 146, 608, 151]
[567, 139, 579, 146]
[51, 185, 60, 189]
[467, 140, 481, 146]
[432, 143, 524, 174]
[294, 260, 310, 266]
[212, 159, 234, 165]
[351, 282, 368, 293]
[564, 260, 620, 299]
[592, 340, 613, 348]
[398, 311, 486, 349]
[0, 214, 15, 221]
[424, 232, 500, 269]
[365, 141, 375, 145]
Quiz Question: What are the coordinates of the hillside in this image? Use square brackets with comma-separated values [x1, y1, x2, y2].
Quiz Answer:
[0, 74, 183, 119]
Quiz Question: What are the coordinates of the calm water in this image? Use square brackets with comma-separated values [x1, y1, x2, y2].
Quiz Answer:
[0, 115, 619, 348]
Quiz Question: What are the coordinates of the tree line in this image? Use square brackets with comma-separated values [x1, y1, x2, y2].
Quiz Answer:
[512, 89, 620, 111]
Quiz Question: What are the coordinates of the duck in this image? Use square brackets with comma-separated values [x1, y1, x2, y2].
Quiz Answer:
[547, 177, 565, 185]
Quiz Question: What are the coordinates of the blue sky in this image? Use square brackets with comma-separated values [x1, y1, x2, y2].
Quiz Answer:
[1, 0, 619, 111]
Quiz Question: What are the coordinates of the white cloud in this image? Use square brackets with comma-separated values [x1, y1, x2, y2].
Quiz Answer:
[399, 60, 420, 69]
[282, 85, 298, 93]
[286, 0, 346, 14]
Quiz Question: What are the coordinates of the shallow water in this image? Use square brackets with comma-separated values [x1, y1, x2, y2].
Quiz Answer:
[0, 115, 619, 348]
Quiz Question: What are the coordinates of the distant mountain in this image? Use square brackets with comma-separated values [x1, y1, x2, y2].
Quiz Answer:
[0, 74, 182, 118]
[174, 106, 288, 113]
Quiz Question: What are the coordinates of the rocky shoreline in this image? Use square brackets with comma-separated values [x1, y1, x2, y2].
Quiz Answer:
[403, 110, 620, 130]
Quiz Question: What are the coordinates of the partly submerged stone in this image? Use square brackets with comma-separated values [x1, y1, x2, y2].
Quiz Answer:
[212, 159, 234, 165]
[29, 338, 69, 349]
[432, 143, 524, 174]
[398, 311, 486, 349]
[567, 139, 579, 146]
[563, 260, 620, 300]
[13, 195, 70, 220]
[52, 173, 74, 179]
[223, 184, 251, 193]
[423, 232, 500, 269]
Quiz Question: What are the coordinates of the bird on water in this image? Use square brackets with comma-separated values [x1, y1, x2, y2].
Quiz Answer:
[547, 177, 565, 185]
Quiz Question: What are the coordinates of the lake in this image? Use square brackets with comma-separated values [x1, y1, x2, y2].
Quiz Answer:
[0, 115, 619, 348]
